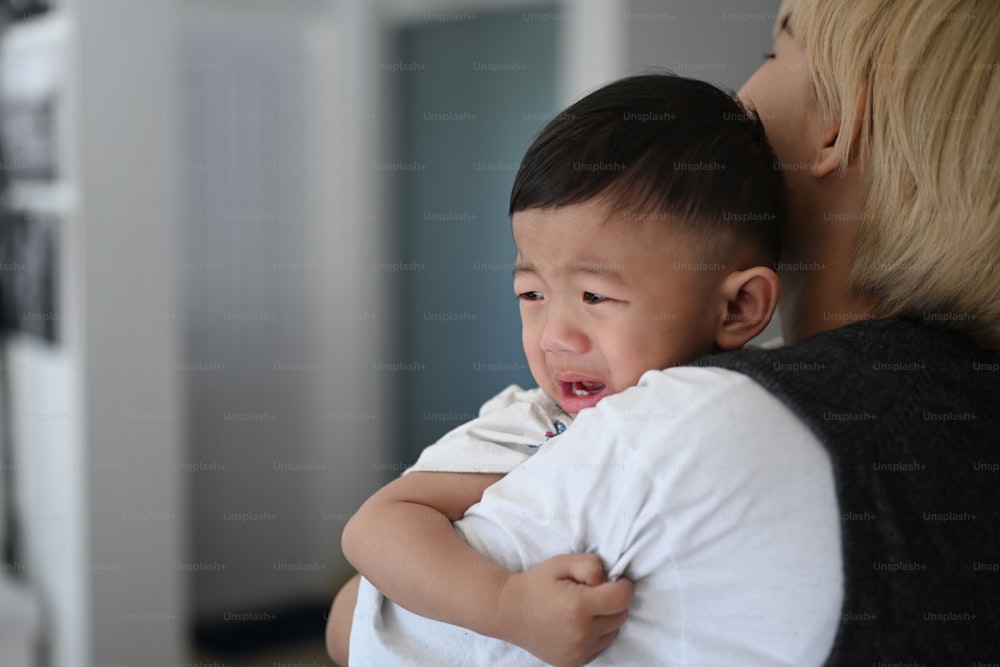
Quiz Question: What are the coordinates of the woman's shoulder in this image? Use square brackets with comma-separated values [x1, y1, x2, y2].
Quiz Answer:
[686, 318, 999, 445]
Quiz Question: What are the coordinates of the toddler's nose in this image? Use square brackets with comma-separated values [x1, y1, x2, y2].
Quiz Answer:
[539, 316, 589, 354]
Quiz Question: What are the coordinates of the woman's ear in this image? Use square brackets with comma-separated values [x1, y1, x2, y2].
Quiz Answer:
[812, 122, 843, 178]
[715, 266, 781, 350]
[813, 86, 868, 178]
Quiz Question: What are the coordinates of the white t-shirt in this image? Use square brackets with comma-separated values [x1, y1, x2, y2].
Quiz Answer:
[350, 367, 844, 666]
[406, 384, 572, 475]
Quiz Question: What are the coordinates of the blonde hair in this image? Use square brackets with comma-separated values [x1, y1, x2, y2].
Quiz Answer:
[778, 0, 1000, 346]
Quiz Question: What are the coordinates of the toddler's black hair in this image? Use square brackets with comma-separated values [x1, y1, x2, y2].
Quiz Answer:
[509, 72, 784, 264]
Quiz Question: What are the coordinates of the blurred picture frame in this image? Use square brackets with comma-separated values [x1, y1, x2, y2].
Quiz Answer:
[0, 0, 51, 22]
[0, 11, 60, 181]
[0, 209, 58, 343]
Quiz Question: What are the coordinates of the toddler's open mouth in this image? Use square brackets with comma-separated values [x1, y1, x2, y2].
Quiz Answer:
[569, 380, 606, 396]
[555, 375, 608, 414]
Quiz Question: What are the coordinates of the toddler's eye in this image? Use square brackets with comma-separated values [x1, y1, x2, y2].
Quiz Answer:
[583, 292, 608, 304]
[517, 291, 542, 301]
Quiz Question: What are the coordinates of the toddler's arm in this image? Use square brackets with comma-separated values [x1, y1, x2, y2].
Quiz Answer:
[341, 471, 633, 666]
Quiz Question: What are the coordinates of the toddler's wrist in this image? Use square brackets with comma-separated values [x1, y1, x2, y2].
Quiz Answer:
[488, 569, 519, 642]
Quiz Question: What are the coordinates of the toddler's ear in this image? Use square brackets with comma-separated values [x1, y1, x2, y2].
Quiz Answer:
[715, 266, 780, 350]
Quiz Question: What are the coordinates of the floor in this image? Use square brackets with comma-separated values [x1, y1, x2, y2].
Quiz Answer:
[193, 602, 333, 666]
[195, 639, 332, 667]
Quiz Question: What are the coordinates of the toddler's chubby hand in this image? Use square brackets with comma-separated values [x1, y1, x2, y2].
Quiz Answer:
[494, 553, 633, 666]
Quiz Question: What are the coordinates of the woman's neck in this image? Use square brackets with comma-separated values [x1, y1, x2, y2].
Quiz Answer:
[780, 261, 877, 343]
[780, 184, 877, 344]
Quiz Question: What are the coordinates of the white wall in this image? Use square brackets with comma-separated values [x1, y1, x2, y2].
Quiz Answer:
[308, 0, 398, 589]
[73, 0, 186, 662]
[172, 0, 397, 618]
[5, 1, 187, 665]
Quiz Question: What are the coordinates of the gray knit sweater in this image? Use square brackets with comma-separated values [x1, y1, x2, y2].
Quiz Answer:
[693, 318, 1000, 664]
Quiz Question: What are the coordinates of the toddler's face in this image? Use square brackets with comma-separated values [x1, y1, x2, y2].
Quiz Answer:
[512, 198, 726, 415]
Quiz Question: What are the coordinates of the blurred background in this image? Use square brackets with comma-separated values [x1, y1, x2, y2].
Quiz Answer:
[0, 0, 778, 664]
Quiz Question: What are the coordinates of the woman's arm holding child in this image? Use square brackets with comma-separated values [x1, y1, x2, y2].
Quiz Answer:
[340, 471, 633, 666]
